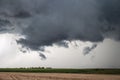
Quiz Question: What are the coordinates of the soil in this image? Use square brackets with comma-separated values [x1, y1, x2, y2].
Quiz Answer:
[0, 72, 120, 80]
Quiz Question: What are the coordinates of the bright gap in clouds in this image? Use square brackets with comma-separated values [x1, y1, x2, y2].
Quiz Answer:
[0, 33, 120, 68]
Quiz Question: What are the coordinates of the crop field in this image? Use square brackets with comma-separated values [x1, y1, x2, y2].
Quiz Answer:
[0, 68, 120, 74]
[0, 68, 120, 80]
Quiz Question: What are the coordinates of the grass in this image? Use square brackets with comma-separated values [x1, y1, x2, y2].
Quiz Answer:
[0, 68, 120, 74]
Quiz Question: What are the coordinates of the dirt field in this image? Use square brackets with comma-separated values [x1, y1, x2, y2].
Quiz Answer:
[0, 72, 120, 80]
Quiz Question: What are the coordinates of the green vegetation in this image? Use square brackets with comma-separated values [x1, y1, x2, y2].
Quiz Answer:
[0, 68, 120, 74]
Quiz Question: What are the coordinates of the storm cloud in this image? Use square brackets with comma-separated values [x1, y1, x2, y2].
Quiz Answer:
[0, 0, 120, 51]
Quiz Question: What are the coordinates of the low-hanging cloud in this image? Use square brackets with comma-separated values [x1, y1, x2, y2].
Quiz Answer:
[0, 0, 120, 52]
[83, 44, 97, 55]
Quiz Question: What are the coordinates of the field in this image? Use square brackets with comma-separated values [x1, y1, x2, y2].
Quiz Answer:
[0, 68, 120, 80]
[0, 68, 120, 74]
[0, 72, 120, 80]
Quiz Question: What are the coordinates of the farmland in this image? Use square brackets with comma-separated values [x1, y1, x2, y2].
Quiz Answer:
[0, 68, 120, 80]
[0, 68, 120, 74]
[0, 72, 120, 80]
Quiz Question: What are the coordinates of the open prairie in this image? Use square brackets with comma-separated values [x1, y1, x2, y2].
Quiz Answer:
[0, 72, 120, 80]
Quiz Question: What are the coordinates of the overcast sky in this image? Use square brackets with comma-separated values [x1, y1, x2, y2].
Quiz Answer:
[0, 33, 120, 68]
[0, 0, 120, 68]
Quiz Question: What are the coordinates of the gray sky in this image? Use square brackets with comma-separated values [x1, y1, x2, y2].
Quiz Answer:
[0, 33, 120, 68]
[0, 0, 120, 68]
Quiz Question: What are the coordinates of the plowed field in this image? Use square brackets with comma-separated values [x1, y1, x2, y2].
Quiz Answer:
[0, 72, 120, 80]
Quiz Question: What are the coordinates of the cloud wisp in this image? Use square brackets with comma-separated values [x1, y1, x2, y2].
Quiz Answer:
[83, 44, 97, 55]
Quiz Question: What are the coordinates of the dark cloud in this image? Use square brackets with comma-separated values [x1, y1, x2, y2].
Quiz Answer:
[39, 52, 46, 60]
[0, 18, 14, 33]
[14, 11, 32, 18]
[98, 0, 120, 40]
[0, 19, 10, 26]
[83, 44, 97, 55]
[54, 41, 69, 48]
[0, 0, 120, 52]
[16, 0, 103, 51]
